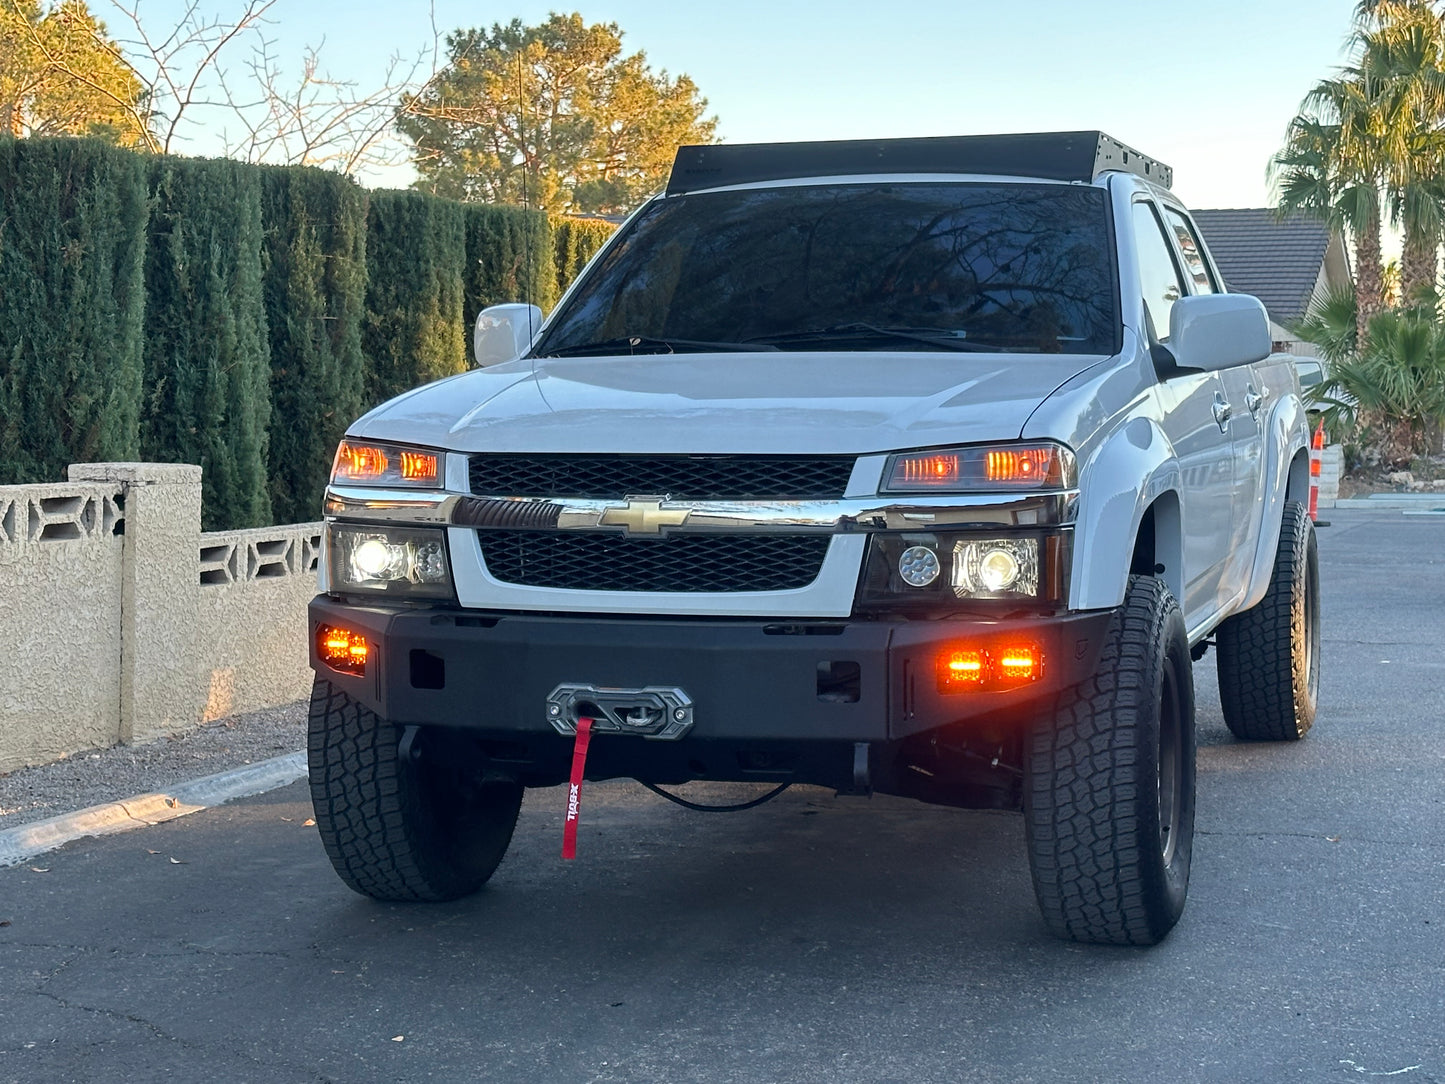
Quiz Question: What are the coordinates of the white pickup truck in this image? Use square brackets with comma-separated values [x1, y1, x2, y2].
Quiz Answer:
[307, 132, 1320, 945]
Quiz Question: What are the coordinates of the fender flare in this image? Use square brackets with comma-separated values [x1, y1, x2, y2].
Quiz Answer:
[1238, 392, 1311, 612]
[1070, 417, 1184, 611]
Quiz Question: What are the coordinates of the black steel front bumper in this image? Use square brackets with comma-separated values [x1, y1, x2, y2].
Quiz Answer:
[310, 597, 1115, 754]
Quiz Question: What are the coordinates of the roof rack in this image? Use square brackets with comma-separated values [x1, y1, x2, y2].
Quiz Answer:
[666, 131, 1172, 194]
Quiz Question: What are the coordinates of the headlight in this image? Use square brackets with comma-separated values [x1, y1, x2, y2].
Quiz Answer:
[328, 524, 453, 599]
[953, 538, 1040, 598]
[331, 440, 441, 488]
[882, 443, 1076, 493]
[858, 531, 1070, 611]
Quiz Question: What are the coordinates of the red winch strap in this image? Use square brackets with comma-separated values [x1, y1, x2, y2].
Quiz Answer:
[561, 716, 594, 860]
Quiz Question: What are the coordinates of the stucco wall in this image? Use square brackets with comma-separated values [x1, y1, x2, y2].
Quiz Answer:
[0, 483, 125, 772]
[0, 464, 322, 773]
[195, 525, 322, 723]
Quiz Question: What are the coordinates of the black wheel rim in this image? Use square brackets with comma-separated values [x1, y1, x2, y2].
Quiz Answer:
[1157, 664, 1184, 867]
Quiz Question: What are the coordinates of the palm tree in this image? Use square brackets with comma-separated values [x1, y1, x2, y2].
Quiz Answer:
[1272, 84, 1388, 345]
[1291, 285, 1359, 366]
[1317, 307, 1445, 461]
[1272, 1, 1445, 339]
[1356, 1, 1445, 303]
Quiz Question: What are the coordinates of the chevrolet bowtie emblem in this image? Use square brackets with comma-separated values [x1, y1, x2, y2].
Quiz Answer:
[598, 497, 691, 536]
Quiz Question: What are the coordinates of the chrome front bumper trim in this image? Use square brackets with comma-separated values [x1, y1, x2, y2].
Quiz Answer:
[325, 486, 1078, 533]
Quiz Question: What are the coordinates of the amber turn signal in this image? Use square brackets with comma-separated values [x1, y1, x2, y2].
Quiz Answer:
[331, 440, 439, 487]
[984, 448, 1056, 484]
[317, 624, 369, 676]
[884, 444, 1074, 492]
[893, 453, 962, 487]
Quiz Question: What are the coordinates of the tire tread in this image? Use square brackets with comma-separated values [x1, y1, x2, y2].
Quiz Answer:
[1025, 575, 1194, 946]
[1216, 501, 1318, 741]
[307, 678, 520, 902]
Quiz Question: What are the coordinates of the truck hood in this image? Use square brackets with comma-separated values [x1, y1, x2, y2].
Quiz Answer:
[352, 351, 1111, 455]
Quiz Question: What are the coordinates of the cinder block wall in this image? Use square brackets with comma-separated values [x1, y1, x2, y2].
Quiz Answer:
[0, 464, 320, 773]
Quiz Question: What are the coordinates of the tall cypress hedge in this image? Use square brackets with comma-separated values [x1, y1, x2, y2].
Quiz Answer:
[552, 215, 616, 301]
[259, 166, 368, 524]
[141, 157, 272, 530]
[0, 138, 148, 484]
[3, 139, 616, 523]
[460, 203, 555, 365]
[363, 190, 467, 406]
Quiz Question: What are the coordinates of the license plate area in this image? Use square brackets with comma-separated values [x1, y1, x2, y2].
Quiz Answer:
[545, 683, 694, 740]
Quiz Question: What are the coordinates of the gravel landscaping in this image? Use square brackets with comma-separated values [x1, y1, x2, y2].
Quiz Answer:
[0, 701, 306, 826]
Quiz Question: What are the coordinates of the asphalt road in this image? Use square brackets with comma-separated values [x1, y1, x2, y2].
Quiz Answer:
[2, 509, 1442, 1084]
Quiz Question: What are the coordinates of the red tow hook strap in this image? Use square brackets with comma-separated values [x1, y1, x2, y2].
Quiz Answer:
[561, 716, 594, 860]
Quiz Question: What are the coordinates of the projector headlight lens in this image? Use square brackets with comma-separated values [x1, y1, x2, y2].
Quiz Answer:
[352, 538, 399, 578]
[953, 538, 1039, 599]
[978, 547, 1021, 592]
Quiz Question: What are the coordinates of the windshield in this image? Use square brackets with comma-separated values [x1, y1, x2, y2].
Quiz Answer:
[534, 182, 1119, 357]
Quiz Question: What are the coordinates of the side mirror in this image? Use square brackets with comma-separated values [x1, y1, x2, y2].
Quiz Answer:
[1166, 294, 1271, 372]
[1293, 358, 1325, 391]
[474, 303, 543, 367]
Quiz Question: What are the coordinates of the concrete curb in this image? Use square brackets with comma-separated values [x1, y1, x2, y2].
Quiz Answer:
[1330, 496, 1445, 512]
[0, 751, 306, 868]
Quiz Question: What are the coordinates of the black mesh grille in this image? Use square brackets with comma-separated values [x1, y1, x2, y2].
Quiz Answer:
[469, 455, 854, 499]
[479, 531, 831, 592]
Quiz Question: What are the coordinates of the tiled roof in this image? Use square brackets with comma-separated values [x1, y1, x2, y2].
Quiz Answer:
[1191, 209, 1332, 326]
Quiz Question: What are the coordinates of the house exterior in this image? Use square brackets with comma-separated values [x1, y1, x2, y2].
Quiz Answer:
[1192, 208, 1353, 357]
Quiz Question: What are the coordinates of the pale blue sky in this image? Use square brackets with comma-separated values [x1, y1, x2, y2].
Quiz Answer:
[122, 0, 1364, 210]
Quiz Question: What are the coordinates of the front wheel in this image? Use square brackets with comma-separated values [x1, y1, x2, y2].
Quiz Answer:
[308, 679, 523, 902]
[1024, 575, 1196, 946]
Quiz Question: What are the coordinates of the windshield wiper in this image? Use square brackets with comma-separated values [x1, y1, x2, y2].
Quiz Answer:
[744, 323, 1005, 352]
[538, 335, 778, 357]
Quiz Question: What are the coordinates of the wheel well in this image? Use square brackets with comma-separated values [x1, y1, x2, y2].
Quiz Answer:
[1286, 448, 1311, 504]
[1129, 493, 1183, 604]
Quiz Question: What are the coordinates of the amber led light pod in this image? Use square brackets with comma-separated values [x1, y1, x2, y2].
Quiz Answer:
[936, 642, 1044, 693]
[318, 624, 369, 676]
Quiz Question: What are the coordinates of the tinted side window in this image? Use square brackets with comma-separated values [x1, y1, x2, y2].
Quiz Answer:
[1163, 208, 1218, 294]
[1131, 202, 1185, 341]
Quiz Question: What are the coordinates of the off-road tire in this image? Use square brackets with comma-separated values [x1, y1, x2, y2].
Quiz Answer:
[1025, 575, 1196, 946]
[308, 678, 523, 902]
[1215, 500, 1320, 741]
